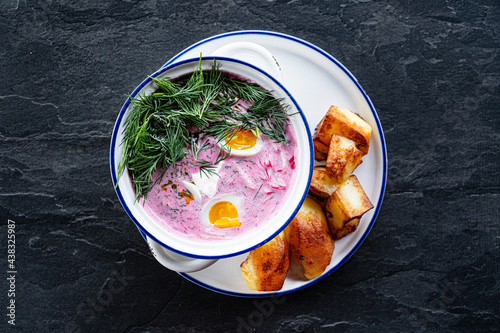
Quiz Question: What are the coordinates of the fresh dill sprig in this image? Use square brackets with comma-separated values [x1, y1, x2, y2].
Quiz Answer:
[189, 137, 210, 161]
[117, 59, 292, 200]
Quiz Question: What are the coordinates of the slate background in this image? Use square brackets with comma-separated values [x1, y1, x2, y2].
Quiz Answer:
[1, 0, 499, 332]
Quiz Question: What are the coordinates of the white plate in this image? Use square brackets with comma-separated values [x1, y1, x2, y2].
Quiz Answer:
[140, 30, 387, 297]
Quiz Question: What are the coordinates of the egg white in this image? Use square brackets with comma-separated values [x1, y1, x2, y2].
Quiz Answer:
[181, 180, 202, 204]
[226, 137, 264, 157]
[200, 195, 243, 228]
[191, 162, 223, 198]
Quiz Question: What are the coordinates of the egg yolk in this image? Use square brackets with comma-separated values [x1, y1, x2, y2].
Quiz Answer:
[225, 129, 257, 150]
[208, 201, 241, 228]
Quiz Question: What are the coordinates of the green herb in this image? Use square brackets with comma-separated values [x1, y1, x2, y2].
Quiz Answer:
[189, 137, 210, 161]
[118, 59, 292, 201]
[253, 183, 264, 200]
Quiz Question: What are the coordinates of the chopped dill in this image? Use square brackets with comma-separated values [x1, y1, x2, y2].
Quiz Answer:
[253, 183, 264, 200]
[118, 58, 292, 200]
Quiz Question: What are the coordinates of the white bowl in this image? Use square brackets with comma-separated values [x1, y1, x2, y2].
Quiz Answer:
[110, 57, 313, 260]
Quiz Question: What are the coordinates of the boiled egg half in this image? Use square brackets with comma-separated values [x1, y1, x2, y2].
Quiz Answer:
[201, 195, 243, 229]
[223, 129, 263, 157]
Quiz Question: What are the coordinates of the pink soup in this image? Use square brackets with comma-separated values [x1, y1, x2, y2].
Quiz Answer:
[141, 125, 298, 242]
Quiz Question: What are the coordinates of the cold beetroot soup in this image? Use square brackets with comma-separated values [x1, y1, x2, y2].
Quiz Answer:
[142, 126, 298, 241]
[118, 61, 299, 242]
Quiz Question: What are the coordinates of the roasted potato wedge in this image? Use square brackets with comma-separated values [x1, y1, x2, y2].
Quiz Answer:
[286, 196, 335, 280]
[312, 105, 372, 156]
[313, 118, 329, 161]
[313, 140, 328, 161]
[241, 231, 289, 291]
[309, 167, 339, 199]
[326, 134, 363, 184]
[324, 175, 373, 240]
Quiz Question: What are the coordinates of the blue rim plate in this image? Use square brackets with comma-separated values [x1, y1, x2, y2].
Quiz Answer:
[138, 30, 387, 297]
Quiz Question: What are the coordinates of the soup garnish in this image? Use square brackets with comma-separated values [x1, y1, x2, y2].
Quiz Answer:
[118, 59, 293, 201]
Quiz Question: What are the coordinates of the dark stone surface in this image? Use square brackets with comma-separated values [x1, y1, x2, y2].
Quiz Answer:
[1, 0, 499, 332]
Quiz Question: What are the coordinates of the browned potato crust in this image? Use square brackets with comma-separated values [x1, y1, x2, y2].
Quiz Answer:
[240, 231, 289, 291]
[309, 167, 339, 199]
[312, 105, 372, 156]
[326, 134, 364, 184]
[313, 118, 329, 161]
[313, 140, 328, 161]
[334, 218, 360, 240]
[286, 196, 335, 280]
[324, 175, 373, 240]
